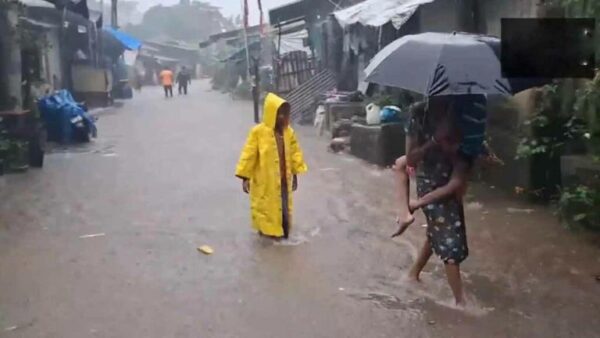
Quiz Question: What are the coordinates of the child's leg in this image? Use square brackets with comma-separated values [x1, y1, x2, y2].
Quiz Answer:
[408, 237, 433, 281]
[444, 262, 466, 306]
[392, 156, 415, 237]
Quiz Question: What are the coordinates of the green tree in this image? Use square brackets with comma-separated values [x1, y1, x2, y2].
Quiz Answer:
[123, 1, 234, 43]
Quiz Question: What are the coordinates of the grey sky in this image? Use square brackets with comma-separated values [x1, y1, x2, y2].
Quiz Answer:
[137, 0, 293, 24]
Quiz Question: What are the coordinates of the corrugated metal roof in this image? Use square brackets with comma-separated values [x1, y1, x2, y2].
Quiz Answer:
[19, 16, 58, 29]
[20, 0, 55, 8]
[286, 69, 337, 123]
[334, 0, 435, 29]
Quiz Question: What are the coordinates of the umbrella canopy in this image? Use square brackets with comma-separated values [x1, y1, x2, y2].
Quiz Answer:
[365, 32, 519, 96]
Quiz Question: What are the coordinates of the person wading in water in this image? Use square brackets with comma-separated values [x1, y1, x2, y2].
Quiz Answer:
[235, 93, 308, 239]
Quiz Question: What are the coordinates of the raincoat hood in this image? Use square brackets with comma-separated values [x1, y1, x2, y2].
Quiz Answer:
[262, 93, 287, 129]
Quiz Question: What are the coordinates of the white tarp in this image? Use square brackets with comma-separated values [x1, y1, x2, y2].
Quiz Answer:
[275, 29, 312, 56]
[19, 0, 55, 8]
[334, 0, 435, 29]
[123, 50, 138, 66]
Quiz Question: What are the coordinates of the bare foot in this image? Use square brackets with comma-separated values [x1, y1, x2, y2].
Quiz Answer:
[406, 272, 421, 283]
[392, 214, 415, 238]
[455, 299, 467, 310]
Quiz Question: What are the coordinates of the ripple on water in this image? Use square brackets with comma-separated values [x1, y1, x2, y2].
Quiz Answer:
[273, 227, 321, 246]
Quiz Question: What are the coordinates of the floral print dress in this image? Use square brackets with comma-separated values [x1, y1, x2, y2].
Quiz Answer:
[406, 103, 469, 264]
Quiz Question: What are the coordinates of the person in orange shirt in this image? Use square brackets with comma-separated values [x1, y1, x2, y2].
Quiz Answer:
[159, 67, 174, 98]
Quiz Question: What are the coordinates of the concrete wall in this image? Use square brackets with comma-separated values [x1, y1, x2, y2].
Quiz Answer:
[418, 0, 463, 33]
[477, 0, 539, 36]
[476, 0, 550, 192]
[0, 7, 23, 110]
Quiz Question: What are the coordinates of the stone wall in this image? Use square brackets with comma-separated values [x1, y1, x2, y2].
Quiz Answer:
[350, 123, 406, 167]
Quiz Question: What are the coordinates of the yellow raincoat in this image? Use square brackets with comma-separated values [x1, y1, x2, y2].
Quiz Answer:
[235, 93, 308, 237]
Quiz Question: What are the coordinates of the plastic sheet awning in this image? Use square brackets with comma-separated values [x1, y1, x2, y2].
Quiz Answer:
[333, 0, 435, 29]
[103, 27, 142, 51]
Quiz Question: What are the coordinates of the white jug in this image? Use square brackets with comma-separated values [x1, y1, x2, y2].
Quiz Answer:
[366, 103, 381, 125]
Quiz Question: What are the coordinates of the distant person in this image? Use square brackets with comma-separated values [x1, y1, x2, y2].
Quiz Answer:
[134, 70, 143, 92]
[176, 66, 191, 95]
[159, 67, 174, 98]
[235, 93, 308, 239]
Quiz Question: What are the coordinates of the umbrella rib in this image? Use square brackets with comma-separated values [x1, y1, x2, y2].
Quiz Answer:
[494, 79, 512, 95]
[427, 64, 449, 96]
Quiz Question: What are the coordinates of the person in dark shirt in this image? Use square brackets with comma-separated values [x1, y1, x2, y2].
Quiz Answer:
[176, 66, 191, 95]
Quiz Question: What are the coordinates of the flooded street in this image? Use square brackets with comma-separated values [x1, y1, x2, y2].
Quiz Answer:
[0, 81, 598, 338]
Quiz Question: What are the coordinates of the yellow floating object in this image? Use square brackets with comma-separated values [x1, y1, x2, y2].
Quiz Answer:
[197, 245, 214, 255]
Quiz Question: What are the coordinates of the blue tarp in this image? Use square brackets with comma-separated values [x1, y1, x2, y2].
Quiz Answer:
[103, 27, 142, 50]
[38, 90, 97, 144]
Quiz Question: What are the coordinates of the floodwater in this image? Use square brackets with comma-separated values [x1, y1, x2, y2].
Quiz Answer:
[0, 82, 598, 337]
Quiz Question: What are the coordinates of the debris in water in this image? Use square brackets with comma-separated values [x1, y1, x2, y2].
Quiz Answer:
[197, 245, 214, 255]
[427, 320, 436, 325]
[339, 287, 345, 291]
[310, 227, 321, 237]
[3, 319, 35, 332]
[80, 233, 105, 239]
[595, 275, 600, 282]
[507, 207, 535, 214]
[320, 168, 339, 172]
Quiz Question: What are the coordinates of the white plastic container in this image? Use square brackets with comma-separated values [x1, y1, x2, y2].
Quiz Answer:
[366, 103, 381, 125]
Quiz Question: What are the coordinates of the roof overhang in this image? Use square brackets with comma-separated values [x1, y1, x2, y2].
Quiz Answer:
[333, 0, 435, 29]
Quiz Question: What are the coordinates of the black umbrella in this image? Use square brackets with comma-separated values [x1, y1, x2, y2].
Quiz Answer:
[364, 32, 548, 96]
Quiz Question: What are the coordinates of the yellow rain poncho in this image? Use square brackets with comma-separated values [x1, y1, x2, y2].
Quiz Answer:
[235, 93, 308, 237]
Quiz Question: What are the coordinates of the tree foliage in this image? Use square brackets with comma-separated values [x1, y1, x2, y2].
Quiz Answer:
[123, 1, 234, 43]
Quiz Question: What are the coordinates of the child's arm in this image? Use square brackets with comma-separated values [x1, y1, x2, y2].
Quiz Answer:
[235, 128, 259, 180]
[405, 136, 436, 167]
[411, 157, 470, 210]
[289, 129, 308, 175]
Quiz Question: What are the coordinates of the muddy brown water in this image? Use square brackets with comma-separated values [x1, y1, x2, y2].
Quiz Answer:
[0, 82, 598, 337]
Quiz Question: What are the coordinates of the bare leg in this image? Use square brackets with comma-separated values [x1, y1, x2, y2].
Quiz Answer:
[392, 156, 415, 237]
[407, 238, 433, 282]
[444, 262, 466, 306]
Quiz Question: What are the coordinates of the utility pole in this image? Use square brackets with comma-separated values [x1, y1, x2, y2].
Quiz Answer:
[240, 0, 251, 80]
[253, 57, 260, 123]
[98, 0, 104, 66]
[111, 0, 118, 28]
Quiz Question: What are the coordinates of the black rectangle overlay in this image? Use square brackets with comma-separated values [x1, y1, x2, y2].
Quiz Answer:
[501, 18, 595, 79]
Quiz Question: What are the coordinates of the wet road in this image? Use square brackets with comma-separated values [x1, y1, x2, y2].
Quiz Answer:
[0, 82, 599, 338]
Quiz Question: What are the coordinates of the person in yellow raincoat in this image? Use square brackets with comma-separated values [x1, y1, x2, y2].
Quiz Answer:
[235, 93, 308, 239]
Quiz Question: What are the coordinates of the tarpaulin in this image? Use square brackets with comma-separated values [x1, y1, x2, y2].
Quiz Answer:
[275, 29, 311, 55]
[103, 27, 142, 50]
[333, 0, 435, 29]
[38, 89, 97, 144]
